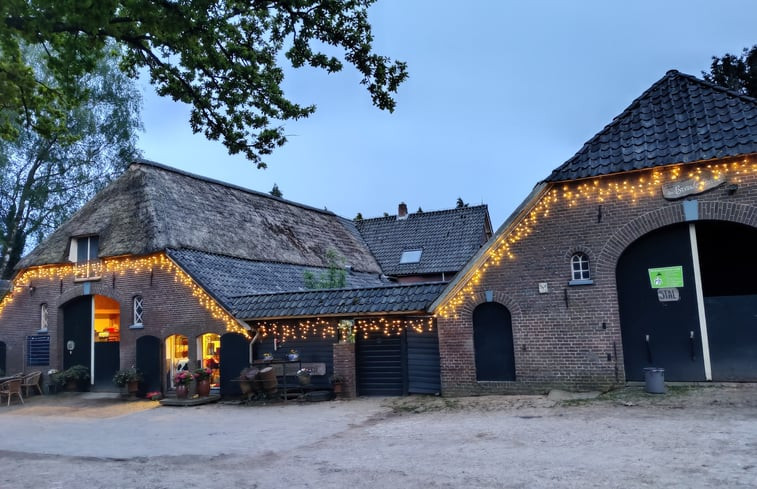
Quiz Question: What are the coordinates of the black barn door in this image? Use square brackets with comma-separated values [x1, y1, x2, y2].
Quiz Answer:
[617, 224, 705, 381]
[136, 335, 162, 396]
[220, 333, 249, 397]
[472, 302, 516, 381]
[697, 221, 757, 380]
[63, 296, 92, 372]
[407, 328, 441, 394]
[94, 342, 119, 387]
[357, 331, 404, 396]
[0, 342, 6, 375]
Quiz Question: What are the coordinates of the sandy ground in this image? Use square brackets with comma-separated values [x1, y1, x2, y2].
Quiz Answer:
[0, 385, 756, 488]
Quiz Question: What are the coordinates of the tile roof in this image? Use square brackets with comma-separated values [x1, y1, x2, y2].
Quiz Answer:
[229, 282, 447, 319]
[545, 70, 757, 183]
[355, 205, 491, 276]
[167, 248, 390, 309]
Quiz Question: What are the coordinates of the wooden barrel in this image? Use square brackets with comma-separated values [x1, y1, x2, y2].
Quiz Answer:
[257, 366, 278, 393]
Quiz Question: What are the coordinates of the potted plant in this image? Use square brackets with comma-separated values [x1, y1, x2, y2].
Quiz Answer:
[296, 367, 312, 385]
[113, 367, 143, 395]
[330, 374, 346, 395]
[193, 367, 212, 397]
[53, 365, 91, 391]
[173, 370, 194, 399]
[262, 352, 274, 361]
[287, 349, 299, 361]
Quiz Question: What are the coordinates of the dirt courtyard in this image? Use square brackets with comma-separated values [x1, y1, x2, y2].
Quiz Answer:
[0, 384, 756, 488]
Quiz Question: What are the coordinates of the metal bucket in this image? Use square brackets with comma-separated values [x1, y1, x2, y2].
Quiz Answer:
[643, 367, 665, 394]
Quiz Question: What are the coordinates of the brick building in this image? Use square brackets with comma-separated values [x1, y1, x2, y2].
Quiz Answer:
[431, 71, 757, 395]
[0, 161, 489, 396]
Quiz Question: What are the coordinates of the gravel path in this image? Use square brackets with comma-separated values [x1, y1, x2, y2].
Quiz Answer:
[0, 385, 755, 488]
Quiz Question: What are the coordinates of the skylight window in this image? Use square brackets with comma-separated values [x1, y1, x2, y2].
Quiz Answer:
[399, 249, 422, 264]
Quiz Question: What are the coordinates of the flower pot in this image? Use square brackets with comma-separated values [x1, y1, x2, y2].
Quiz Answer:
[176, 384, 189, 399]
[127, 380, 139, 394]
[196, 379, 211, 397]
[332, 382, 343, 395]
[65, 379, 78, 391]
[297, 374, 311, 386]
[287, 353, 299, 361]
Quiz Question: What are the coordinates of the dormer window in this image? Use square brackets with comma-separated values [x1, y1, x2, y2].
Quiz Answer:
[399, 249, 422, 264]
[69, 235, 101, 280]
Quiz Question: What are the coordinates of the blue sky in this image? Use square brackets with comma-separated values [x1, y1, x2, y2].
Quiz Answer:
[137, 0, 757, 227]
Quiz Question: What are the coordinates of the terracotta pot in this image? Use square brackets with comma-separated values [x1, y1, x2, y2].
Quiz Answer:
[197, 379, 211, 397]
[127, 380, 139, 394]
[65, 379, 78, 391]
[176, 384, 189, 399]
[332, 382, 343, 394]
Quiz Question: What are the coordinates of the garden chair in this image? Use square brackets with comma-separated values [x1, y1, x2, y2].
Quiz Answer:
[0, 378, 24, 406]
[21, 371, 43, 396]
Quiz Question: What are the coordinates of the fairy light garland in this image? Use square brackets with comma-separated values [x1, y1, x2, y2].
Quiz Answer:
[437, 157, 757, 319]
[253, 316, 435, 344]
[0, 253, 249, 337]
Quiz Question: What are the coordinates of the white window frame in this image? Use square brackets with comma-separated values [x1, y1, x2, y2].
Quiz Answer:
[40, 303, 48, 332]
[570, 253, 591, 282]
[71, 235, 101, 280]
[133, 295, 144, 325]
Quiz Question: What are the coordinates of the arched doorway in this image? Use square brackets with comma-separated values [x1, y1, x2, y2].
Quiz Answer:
[617, 221, 757, 381]
[472, 302, 516, 381]
[166, 334, 189, 389]
[197, 333, 221, 389]
[136, 336, 162, 397]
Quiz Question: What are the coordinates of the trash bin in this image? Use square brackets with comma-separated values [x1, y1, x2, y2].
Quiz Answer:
[643, 367, 665, 394]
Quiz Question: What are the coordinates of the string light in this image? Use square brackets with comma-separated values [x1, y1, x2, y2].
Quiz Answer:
[437, 157, 757, 318]
[0, 253, 249, 337]
[252, 316, 436, 344]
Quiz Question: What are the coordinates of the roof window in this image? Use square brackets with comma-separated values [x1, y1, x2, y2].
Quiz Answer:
[399, 249, 422, 264]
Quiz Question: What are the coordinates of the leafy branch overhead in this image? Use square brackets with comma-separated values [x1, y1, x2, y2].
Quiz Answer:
[1, 0, 408, 168]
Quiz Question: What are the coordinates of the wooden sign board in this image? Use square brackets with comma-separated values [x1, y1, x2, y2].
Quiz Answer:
[662, 175, 725, 200]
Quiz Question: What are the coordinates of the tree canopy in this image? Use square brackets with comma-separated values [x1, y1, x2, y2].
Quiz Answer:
[702, 45, 757, 98]
[0, 45, 142, 278]
[1, 0, 408, 168]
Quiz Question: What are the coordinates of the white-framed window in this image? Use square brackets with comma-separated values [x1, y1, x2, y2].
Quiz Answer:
[133, 295, 143, 325]
[69, 235, 101, 280]
[40, 303, 48, 331]
[571, 253, 590, 281]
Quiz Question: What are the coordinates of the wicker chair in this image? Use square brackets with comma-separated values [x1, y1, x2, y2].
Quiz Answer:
[21, 371, 43, 396]
[0, 378, 24, 406]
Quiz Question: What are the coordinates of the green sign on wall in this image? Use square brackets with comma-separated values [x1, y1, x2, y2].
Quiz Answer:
[648, 266, 684, 289]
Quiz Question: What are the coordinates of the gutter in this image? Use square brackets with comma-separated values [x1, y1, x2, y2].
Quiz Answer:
[428, 182, 551, 313]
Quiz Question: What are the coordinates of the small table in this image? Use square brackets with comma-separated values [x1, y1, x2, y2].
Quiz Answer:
[252, 359, 302, 402]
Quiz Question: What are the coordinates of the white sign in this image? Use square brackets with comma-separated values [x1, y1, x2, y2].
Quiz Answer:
[657, 288, 680, 302]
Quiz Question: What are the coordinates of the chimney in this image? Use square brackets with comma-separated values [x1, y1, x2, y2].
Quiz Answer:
[397, 202, 408, 220]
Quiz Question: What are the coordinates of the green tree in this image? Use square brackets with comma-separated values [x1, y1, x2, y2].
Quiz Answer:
[354, 212, 363, 221]
[0, 45, 142, 279]
[1, 1, 408, 168]
[303, 249, 347, 289]
[702, 45, 757, 98]
[269, 183, 283, 198]
[456, 197, 468, 208]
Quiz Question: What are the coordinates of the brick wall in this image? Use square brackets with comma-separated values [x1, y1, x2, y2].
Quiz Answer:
[332, 342, 356, 398]
[0, 255, 234, 390]
[437, 158, 757, 396]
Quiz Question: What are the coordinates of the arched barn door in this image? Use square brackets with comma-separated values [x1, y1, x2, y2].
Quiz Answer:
[472, 302, 516, 381]
[136, 335, 162, 397]
[220, 333, 249, 397]
[617, 221, 757, 382]
[0, 341, 6, 375]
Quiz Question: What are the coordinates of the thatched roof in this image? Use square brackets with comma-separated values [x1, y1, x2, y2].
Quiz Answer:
[17, 160, 382, 273]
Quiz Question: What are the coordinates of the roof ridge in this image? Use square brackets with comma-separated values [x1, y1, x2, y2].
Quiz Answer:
[680, 69, 757, 105]
[230, 281, 446, 299]
[132, 158, 336, 217]
[358, 204, 488, 223]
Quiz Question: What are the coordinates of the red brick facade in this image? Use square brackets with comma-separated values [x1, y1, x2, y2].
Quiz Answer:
[0, 254, 242, 388]
[332, 342, 357, 398]
[436, 157, 757, 395]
